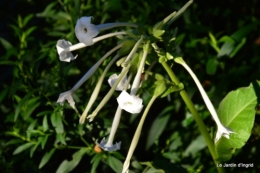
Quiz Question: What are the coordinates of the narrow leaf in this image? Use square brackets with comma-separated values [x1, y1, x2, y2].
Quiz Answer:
[13, 142, 35, 155]
[39, 148, 56, 169]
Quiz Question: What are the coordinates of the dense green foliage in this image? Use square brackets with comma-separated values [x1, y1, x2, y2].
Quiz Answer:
[0, 0, 260, 173]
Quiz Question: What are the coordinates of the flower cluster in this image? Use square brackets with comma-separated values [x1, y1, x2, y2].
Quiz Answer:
[55, 2, 236, 172]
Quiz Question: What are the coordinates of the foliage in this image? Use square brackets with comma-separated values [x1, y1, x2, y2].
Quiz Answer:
[0, 0, 260, 173]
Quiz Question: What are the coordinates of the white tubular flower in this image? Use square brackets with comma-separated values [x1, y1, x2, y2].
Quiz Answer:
[97, 106, 122, 151]
[108, 73, 130, 91]
[75, 16, 99, 45]
[174, 57, 235, 143]
[57, 90, 75, 109]
[117, 90, 143, 114]
[56, 39, 78, 62]
[75, 16, 138, 45]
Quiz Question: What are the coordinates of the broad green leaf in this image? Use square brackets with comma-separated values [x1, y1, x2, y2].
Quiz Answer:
[13, 142, 35, 155]
[107, 155, 123, 173]
[39, 148, 56, 169]
[146, 106, 173, 150]
[215, 82, 259, 161]
[56, 148, 86, 173]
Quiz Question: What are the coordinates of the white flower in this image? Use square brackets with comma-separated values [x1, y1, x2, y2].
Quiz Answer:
[97, 138, 121, 151]
[75, 16, 138, 45]
[117, 90, 143, 114]
[56, 39, 78, 62]
[215, 124, 235, 143]
[174, 57, 235, 143]
[57, 90, 75, 109]
[108, 73, 130, 91]
[97, 106, 122, 151]
[75, 16, 99, 45]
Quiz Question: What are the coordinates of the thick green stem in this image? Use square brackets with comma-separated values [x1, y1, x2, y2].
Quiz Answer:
[161, 61, 225, 173]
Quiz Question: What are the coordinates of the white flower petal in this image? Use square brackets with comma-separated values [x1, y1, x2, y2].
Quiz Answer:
[215, 124, 236, 143]
[117, 90, 143, 114]
[56, 39, 78, 62]
[57, 90, 75, 109]
[97, 137, 121, 151]
[75, 16, 99, 45]
[108, 73, 130, 91]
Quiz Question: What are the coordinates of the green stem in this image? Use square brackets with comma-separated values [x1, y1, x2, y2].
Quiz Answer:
[122, 95, 157, 173]
[161, 61, 225, 173]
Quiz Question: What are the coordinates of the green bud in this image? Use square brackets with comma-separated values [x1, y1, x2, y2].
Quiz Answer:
[153, 80, 167, 97]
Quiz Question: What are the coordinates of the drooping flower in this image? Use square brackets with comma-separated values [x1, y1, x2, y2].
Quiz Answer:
[108, 73, 130, 91]
[56, 39, 78, 62]
[117, 90, 143, 114]
[174, 57, 235, 143]
[97, 106, 122, 151]
[75, 16, 100, 45]
[57, 90, 75, 109]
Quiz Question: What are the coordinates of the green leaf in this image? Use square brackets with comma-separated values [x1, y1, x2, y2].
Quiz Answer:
[56, 133, 66, 145]
[90, 153, 103, 173]
[30, 140, 40, 158]
[23, 14, 34, 27]
[41, 135, 49, 149]
[51, 112, 64, 133]
[107, 155, 123, 173]
[146, 106, 174, 150]
[39, 148, 56, 169]
[229, 37, 246, 58]
[230, 22, 259, 41]
[215, 82, 259, 161]
[13, 142, 35, 155]
[56, 148, 86, 173]
[14, 90, 37, 122]
[0, 37, 13, 49]
[183, 135, 207, 157]
[206, 58, 218, 75]
[43, 115, 49, 132]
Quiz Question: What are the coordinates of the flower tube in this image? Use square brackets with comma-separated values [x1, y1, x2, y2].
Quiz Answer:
[97, 106, 122, 151]
[56, 32, 126, 62]
[57, 44, 122, 109]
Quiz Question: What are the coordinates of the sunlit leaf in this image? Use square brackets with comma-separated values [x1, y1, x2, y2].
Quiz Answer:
[215, 82, 259, 161]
